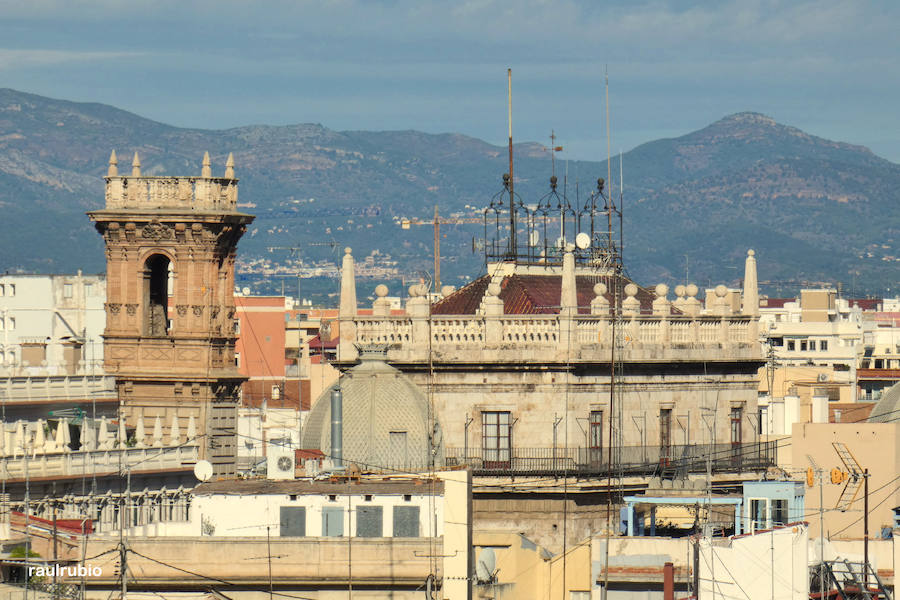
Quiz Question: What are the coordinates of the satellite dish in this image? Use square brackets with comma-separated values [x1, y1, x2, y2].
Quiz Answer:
[241, 287, 250, 296]
[194, 460, 213, 482]
[529, 230, 540, 247]
[475, 547, 497, 583]
[575, 232, 591, 250]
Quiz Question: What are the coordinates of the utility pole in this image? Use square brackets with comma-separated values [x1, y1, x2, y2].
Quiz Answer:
[864, 468, 869, 589]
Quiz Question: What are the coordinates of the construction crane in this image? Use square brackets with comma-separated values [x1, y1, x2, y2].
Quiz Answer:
[399, 205, 481, 290]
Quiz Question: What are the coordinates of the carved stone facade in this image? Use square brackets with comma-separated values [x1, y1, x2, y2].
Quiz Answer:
[89, 151, 253, 477]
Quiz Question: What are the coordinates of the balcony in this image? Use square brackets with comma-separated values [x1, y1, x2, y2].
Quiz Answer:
[444, 442, 778, 476]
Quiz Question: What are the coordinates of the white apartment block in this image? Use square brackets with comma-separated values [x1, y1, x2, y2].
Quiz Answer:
[0, 272, 106, 375]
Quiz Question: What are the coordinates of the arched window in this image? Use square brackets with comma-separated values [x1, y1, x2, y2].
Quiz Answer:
[144, 254, 172, 336]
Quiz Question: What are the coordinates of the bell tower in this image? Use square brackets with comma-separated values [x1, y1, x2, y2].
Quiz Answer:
[89, 151, 254, 477]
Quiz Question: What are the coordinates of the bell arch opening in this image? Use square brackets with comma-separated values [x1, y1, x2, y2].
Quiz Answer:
[144, 254, 172, 336]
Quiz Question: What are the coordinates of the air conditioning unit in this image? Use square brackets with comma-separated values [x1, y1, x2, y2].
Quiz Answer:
[266, 446, 295, 480]
[817, 373, 829, 383]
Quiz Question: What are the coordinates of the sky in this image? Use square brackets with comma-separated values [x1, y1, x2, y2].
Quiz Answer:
[1, 0, 898, 162]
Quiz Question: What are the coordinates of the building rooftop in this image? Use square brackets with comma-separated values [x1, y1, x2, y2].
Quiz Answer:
[193, 477, 444, 496]
[432, 272, 657, 315]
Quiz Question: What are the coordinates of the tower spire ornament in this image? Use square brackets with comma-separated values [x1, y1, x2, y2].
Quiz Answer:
[89, 153, 254, 477]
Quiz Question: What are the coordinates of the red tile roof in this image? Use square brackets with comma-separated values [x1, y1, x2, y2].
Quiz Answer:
[432, 271, 659, 315]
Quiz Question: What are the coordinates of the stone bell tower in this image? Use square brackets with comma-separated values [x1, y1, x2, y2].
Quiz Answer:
[89, 151, 254, 477]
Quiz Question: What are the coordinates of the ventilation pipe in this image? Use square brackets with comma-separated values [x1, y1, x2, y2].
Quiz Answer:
[331, 388, 343, 466]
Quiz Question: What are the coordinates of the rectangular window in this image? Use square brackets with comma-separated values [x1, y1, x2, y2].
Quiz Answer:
[589, 410, 603, 465]
[589, 411, 603, 449]
[234, 352, 240, 368]
[808, 340, 816, 351]
[482, 411, 511, 468]
[750, 498, 766, 532]
[64, 283, 73, 298]
[84, 283, 93, 296]
[279, 506, 306, 537]
[758, 406, 768, 436]
[8, 317, 14, 331]
[356, 505, 383, 537]
[8, 284, 13, 297]
[787, 340, 795, 351]
[0, 284, 4, 296]
[322, 506, 343, 537]
[730, 407, 743, 446]
[392, 505, 420, 537]
[800, 340, 808, 352]
[771, 499, 788, 525]
[820, 340, 828, 351]
[659, 408, 672, 462]
[234, 319, 241, 334]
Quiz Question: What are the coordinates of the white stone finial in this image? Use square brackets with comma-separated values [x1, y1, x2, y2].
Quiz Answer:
[131, 152, 141, 177]
[201, 151, 212, 178]
[187, 415, 197, 441]
[560, 251, 577, 313]
[152, 415, 163, 447]
[339, 248, 358, 319]
[169, 413, 182, 445]
[35, 419, 47, 453]
[487, 283, 502, 297]
[742, 248, 759, 316]
[593, 282, 607, 297]
[655, 284, 669, 298]
[117, 418, 127, 449]
[224, 152, 235, 179]
[715, 284, 728, 298]
[440, 285, 455, 298]
[375, 284, 389, 298]
[624, 283, 638, 297]
[108, 150, 118, 176]
[135, 415, 146, 448]
[54, 418, 67, 452]
[98, 416, 110, 450]
[674, 284, 686, 298]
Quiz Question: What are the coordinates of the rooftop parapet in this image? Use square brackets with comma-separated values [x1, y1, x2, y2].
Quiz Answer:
[103, 151, 239, 211]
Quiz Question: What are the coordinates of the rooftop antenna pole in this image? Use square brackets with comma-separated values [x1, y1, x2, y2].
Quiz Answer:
[619, 150, 624, 268]
[507, 68, 516, 256]
[606, 66, 612, 208]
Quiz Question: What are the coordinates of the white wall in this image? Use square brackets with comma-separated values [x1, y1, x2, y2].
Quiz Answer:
[699, 524, 808, 600]
[193, 491, 443, 538]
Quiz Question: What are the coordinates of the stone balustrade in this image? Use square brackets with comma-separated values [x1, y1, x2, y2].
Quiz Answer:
[354, 313, 758, 350]
[104, 176, 238, 211]
[1, 443, 198, 480]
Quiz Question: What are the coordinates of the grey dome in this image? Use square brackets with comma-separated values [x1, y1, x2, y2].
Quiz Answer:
[301, 353, 442, 472]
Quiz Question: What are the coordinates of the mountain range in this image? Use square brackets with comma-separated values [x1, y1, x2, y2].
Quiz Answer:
[0, 88, 897, 299]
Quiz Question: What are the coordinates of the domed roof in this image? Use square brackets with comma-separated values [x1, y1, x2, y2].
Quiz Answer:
[301, 349, 442, 472]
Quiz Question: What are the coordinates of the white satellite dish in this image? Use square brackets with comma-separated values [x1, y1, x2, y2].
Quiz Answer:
[241, 286, 251, 296]
[529, 230, 540, 247]
[193, 460, 213, 482]
[475, 547, 497, 583]
[575, 232, 591, 250]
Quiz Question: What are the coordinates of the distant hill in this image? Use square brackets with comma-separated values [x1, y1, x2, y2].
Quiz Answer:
[0, 89, 897, 298]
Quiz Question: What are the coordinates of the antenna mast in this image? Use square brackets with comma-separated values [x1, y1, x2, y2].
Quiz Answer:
[507, 68, 516, 256]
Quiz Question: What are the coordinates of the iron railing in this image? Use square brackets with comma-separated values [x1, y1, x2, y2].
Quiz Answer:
[445, 441, 777, 476]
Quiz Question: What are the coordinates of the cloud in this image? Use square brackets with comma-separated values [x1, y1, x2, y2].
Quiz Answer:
[0, 49, 143, 70]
